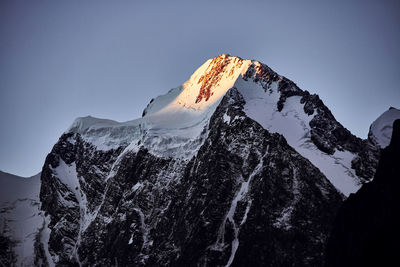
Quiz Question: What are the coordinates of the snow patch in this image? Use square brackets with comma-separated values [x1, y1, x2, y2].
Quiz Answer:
[41, 215, 55, 267]
[223, 113, 231, 124]
[132, 182, 143, 191]
[133, 208, 150, 249]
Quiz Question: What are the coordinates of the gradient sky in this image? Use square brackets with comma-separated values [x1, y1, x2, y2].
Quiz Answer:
[1, 0, 399, 176]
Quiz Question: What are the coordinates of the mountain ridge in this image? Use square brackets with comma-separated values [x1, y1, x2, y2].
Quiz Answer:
[66, 54, 377, 195]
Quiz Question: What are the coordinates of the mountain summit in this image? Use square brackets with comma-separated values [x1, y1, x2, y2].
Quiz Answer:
[1, 55, 382, 266]
[143, 54, 274, 113]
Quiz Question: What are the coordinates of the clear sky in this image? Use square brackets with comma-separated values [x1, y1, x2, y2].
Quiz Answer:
[1, 0, 399, 176]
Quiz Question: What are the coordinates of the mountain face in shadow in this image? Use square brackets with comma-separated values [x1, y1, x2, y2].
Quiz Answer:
[325, 119, 400, 267]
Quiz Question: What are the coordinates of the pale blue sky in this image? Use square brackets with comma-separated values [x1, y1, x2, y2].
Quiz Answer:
[1, 0, 399, 176]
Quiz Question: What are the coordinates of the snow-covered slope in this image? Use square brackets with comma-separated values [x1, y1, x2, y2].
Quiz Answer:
[67, 55, 253, 160]
[369, 107, 400, 148]
[0, 171, 49, 266]
[67, 54, 368, 196]
[235, 77, 360, 195]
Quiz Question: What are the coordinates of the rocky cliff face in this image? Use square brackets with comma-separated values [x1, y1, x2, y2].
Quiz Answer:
[325, 119, 400, 267]
[2, 55, 385, 266]
[40, 134, 123, 266]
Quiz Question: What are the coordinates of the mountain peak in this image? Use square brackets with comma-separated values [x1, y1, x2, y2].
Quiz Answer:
[146, 55, 279, 114]
[191, 54, 279, 104]
[194, 54, 244, 103]
[178, 54, 252, 109]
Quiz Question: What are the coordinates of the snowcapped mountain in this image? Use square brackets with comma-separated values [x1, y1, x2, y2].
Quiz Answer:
[1, 54, 385, 266]
[68, 55, 374, 196]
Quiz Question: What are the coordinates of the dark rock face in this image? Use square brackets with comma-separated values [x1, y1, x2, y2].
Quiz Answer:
[40, 133, 124, 265]
[0, 235, 17, 266]
[40, 88, 344, 266]
[325, 119, 400, 267]
[147, 89, 343, 267]
[350, 141, 380, 180]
